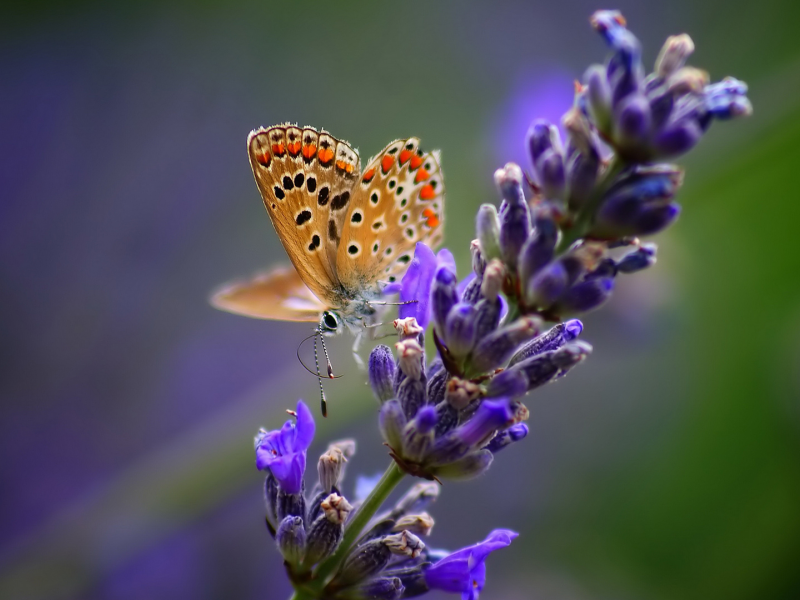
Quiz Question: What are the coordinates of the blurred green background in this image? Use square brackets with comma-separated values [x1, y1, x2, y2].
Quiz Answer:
[1, 1, 798, 599]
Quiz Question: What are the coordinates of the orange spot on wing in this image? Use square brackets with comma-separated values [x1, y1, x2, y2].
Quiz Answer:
[302, 144, 317, 159]
[399, 149, 413, 165]
[414, 168, 430, 184]
[287, 141, 301, 156]
[362, 167, 376, 183]
[423, 207, 440, 228]
[419, 184, 436, 200]
[318, 147, 334, 164]
[256, 152, 271, 167]
[336, 160, 355, 173]
[409, 155, 424, 170]
[381, 154, 395, 174]
[272, 143, 286, 156]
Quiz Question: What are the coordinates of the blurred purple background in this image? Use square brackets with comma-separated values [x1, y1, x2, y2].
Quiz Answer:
[2, 2, 799, 599]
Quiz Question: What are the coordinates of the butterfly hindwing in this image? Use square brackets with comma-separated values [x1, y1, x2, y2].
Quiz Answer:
[210, 265, 325, 322]
[248, 125, 359, 306]
[335, 137, 445, 287]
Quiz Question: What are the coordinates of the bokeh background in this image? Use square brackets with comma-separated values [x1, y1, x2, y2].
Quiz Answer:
[2, 1, 799, 598]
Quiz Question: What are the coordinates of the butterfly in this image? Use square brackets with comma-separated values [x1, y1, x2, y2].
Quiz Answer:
[211, 124, 446, 409]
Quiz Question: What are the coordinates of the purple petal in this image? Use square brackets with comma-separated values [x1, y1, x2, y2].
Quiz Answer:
[437, 248, 456, 275]
[293, 400, 315, 451]
[400, 242, 438, 327]
[464, 561, 486, 600]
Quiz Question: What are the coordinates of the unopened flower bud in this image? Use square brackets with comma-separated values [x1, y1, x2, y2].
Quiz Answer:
[480, 259, 505, 299]
[318, 447, 347, 493]
[276, 516, 306, 565]
[393, 512, 435, 537]
[321, 493, 352, 525]
[384, 530, 425, 558]
[444, 303, 478, 357]
[445, 377, 481, 410]
[354, 577, 405, 600]
[369, 345, 397, 403]
[655, 33, 695, 78]
[470, 317, 542, 373]
[393, 316, 423, 339]
[395, 339, 424, 381]
[391, 481, 440, 518]
[476, 204, 502, 261]
[402, 405, 437, 462]
[485, 423, 529, 453]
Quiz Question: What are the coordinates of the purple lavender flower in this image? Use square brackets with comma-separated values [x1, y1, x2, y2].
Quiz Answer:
[423, 529, 519, 599]
[255, 400, 315, 494]
[585, 9, 751, 162]
[386, 242, 455, 330]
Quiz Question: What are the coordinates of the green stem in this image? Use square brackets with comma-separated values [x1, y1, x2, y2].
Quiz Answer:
[556, 156, 627, 254]
[308, 460, 406, 594]
[288, 591, 313, 600]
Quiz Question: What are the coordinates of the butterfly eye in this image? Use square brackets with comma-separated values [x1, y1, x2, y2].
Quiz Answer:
[322, 311, 340, 332]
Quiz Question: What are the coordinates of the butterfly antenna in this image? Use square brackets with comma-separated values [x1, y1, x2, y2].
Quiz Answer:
[296, 331, 342, 380]
[313, 330, 328, 418]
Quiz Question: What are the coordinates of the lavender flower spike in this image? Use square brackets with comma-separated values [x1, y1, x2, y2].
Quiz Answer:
[424, 529, 519, 600]
[255, 400, 315, 494]
[393, 242, 456, 330]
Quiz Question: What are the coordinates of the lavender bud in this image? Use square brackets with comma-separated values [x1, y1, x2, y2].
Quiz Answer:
[395, 339, 424, 381]
[444, 303, 478, 357]
[634, 202, 681, 235]
[426, 366, 447, 405]
[616, 243, 657, 273]
[472, 297, 502, 344]
[518, 213, 558, 285]
[484, 368, 529, 398]
[527, 120, 559, 164]
[508, 320, 583, 365]
[434, 400, 459, 435]
[398, 376, 428, 420]
[585, 64, 612, 134]
[525, 259, 569, 308]
[354, 577, 405, 600]
[509, 341, 592, 392]
[265, 473, 279, 524]
[337, 540, 392, 586]
[470, 317, 541, 373]
[384, 564, 429, 597]
[434, 449, 494, 480]
[476, 204, 502, 261]
[277, 488, 306, 521]
[318, 446, 347, 493]
[705, 77, 753, 119]
[390, 482, 440, 519]
[537, 149, 566, 200]
[384, 530, 425, 558]
[380, 400, 407, 451]
[669, 66, 709, 96]
[305, 493, 352, 564]
[614, 93, 652, 148]
[653, 118, 703, 157]
[453, 398, 515, 448]
[496, 166, 532, 268]
[276, 516, 306, 565]
[307, 489, 329, 525]
[431, 268, 458, 337]
[445, 377, 481, 410]
[461, 272, 483, 305]
[470, 239, 487, 275]
[403, 406, 437, 462]
[393, 513, 434, 537]
[486, 423, 529, 453]
[369, 345, 396, 403]
[557, 277, 614, 313]
[655, 33, 695, 78]
[565, 146, 600, 210]
[480, 259, 504, 299]
[393, 316, 424, 340]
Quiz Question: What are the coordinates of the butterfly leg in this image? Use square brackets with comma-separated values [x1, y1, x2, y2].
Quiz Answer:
[351, 330, 365, 370]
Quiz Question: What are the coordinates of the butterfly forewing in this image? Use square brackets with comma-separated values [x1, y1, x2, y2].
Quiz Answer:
[248, 125, 359, 306]
[335, 138, 445, 287]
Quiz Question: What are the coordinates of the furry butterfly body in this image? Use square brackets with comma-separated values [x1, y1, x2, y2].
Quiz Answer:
[212, 124, 445, 335]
